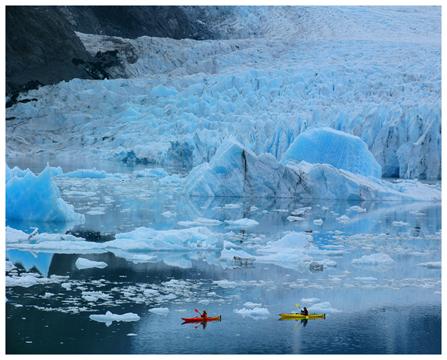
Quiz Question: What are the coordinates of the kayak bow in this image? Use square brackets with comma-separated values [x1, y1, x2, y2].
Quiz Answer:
[182, 315, 222, 323]
[279, 313, 326, 320]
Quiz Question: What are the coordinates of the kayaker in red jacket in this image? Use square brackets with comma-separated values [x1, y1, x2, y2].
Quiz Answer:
[201, 310, 208, 319]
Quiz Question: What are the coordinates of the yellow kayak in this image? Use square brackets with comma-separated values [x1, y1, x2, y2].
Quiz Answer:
[279, 313, 326, 320]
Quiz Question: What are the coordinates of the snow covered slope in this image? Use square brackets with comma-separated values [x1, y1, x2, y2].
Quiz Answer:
[6, 7, 440, 179]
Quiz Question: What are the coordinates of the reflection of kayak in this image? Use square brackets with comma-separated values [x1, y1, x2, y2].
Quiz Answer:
[182, 315, 222, 323]
[279, 313, 326, 320]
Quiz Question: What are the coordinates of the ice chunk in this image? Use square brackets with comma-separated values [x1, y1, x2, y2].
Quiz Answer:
[134, 168, 168, 178]
[6, 165, 84, 223]
[185, 139, 300, 198]
[75, 258, 108, 270]
[89, 311, 140, 326]
[313, 219, 324, 226]
[243, 302, 262, 308]
[177, 217, 222, 227]
[212, 279, 238, 288]
[392, 221, 409, 227]
[62, 169, 108, 178]
[352, 253, 394, 265]
[149, 307, 170, 316]
[417, 261, 441, 269]
[254, 232, 315, 268]
[336, 215, 351, 224]
[348, 205, 366, 213]
[185, 141, 439, 201]
[234, 306, 270, 319]
[109, 226, 221, 251]
[282, 128, 382, 178]
[225, 218, 259, 229]
[301, 297, 320, 304]
[309, 301, 341, 313]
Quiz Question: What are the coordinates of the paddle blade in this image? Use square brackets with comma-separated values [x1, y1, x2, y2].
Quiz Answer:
[194, 308, 199, 313]
[295, 303, 301, 308]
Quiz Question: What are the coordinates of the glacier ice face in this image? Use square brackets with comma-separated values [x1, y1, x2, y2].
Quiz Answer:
[6, 165, 84, 224]
[282, 127, 382, 178]
[185, 141, 440, 201]
[6, 7, 440, 180]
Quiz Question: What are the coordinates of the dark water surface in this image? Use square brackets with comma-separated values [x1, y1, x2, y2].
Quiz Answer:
[6, 163, 441, 354]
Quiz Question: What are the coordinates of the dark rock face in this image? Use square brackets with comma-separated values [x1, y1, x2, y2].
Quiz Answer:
[61, 6, 214, 40]
[6, 6, 93, 96]
[6, 6, 218, 99]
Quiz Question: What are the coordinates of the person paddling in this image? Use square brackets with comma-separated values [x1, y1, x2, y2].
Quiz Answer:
[201, 310, 208, 320]
[300, 307, 309, 316]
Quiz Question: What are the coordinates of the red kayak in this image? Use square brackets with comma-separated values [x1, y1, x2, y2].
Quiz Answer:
[182, 315, 222, 323]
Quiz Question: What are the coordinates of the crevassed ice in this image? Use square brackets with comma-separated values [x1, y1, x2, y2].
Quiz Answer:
[6, 7, 440, 180]
[6, 165, 84, 224]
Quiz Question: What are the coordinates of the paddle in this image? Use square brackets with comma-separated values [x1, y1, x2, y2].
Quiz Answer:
[194, 308, 200, 313]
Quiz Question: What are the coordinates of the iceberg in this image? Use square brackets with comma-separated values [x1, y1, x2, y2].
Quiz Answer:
[352, 253, 395, 265]
[185, 141, 441, 201]
[89, 311, 140, 326]
[109, 226, 221, 251]
[234, 306, 270, 320]
[282, 127, 382, 178]
[185, 139, 302, 198]
[6, 165, 84, 223]
[75, 257, 108, 270]
[62, 169, 108, 179]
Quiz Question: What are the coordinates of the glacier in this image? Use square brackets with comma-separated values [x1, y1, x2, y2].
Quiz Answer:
[5, 7, 440, 180]
[6, 165, 84, 224]
[281, 127, 382, 178]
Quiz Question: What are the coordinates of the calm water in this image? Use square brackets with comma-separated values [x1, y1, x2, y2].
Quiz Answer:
[6, 163, 442, 354]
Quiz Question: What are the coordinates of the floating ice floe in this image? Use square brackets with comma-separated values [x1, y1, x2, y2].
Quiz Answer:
[348, 205, 366, 213]
[89, 311, 140, 326]
[134, 167, 169, 178]
[185, 140, 440, 201]
[281, 127, 382, 178]
[287, 215, 304, 222]
[6, 165, 84, 224]
[75, 257, 108, 270]
[243, 302, 262, 308]
[336, 215, 351, 224]
[417, 261, 441, 269]
[309, 301, 341, 313]
[161, 210, 176, 218]
[352, 253, 395, 265]
[177, 217, 222, 227]
[149, 307, 170, 316]
[392, 221, 409, 227]
[61, 169, 108, 179]
[313, 219, 324, 226]
[301, 297, 320, 304]
[6, 273, 67, 288]
[225, 218, 259, 229]
[234, 306, 270, 319]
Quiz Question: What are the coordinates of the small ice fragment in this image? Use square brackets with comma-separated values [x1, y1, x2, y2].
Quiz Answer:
[149, 307, 169, 316]
[89, 311, 140, 326]
[392, 221, 409, 227]
[352, 253, 394, 265]
[313, 219, 324, 226]
[234, 307, 270, 319]
[417, 261, 441, 269]
[225, 218, 259, 229]
[75, 258, 108, 270]
[336, 215, 351, 224]
[348, 206, 366, 213]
